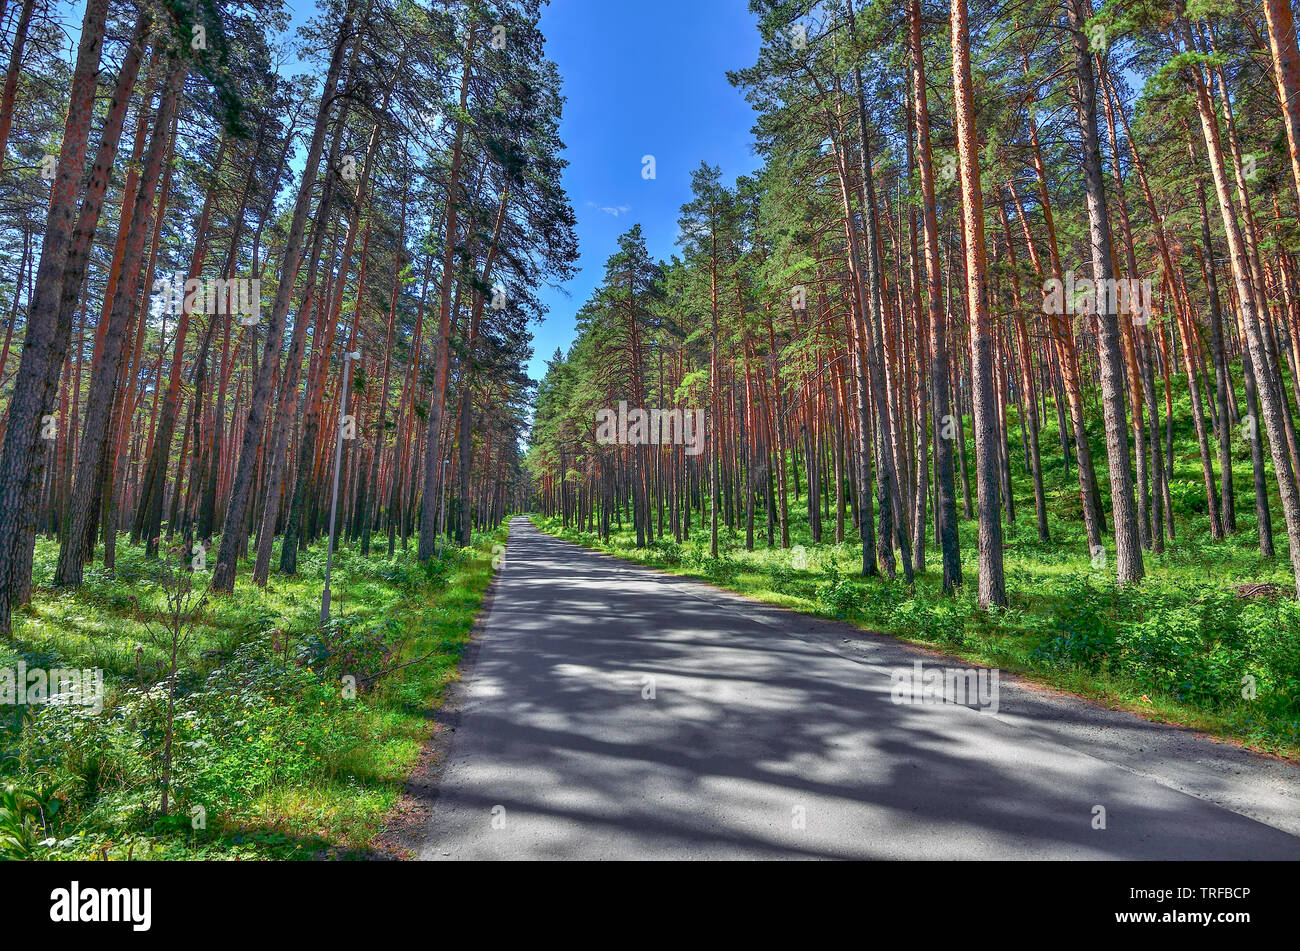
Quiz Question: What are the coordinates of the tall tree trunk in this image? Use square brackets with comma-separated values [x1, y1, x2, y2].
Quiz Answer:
[910, 0, 961, 591]
[0, 0, 112, 629]
[56, 58, 185, 587]
[0, 0, 36, 168]
[211, 6, 354, 592]
[1067, 0, 1144, 583]
[1180, 5, 1300, 593]
[952, 0, 1005, 607]
[419, 23, 477, 562]
[1263, 0, 1300, 218]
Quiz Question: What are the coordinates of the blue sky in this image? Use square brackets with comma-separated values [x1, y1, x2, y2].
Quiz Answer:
[530, 0, 763, 383]
[273, 0, 763, 384]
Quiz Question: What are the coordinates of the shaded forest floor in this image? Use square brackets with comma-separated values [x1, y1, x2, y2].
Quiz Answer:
[0, 525, 505, 860]
[532, 386, 1300, 761]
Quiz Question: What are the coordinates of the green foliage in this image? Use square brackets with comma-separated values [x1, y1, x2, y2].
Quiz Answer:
[817, 561, 859, 618]
[686, 548, 740, 584]
[0, 781, 64, 860]
[889, 595, 967, 647]
[302, 616, 393, 688]
[768, 561, 816, 599]
[1030, 575, 1121, 673]
[0, 525, 506, 860]
[649, 538, 683, 566]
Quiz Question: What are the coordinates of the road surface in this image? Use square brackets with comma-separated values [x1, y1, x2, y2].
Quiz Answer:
[418, 517, 1300, 860]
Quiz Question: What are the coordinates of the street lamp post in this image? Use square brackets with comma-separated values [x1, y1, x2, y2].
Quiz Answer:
[322, 348, 361, 626]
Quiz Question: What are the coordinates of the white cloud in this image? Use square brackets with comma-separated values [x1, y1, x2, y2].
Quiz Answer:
[586, 201, 630, 218]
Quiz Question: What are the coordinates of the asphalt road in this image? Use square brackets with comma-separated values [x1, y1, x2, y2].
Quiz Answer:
[419, 517, 1300, 860]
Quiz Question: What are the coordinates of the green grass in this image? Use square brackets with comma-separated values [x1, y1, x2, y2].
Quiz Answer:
[531, 383, 1300, 761]
[0, 525, 505, 860]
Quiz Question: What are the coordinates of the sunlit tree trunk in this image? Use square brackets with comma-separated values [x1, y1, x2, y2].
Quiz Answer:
[952, 0, 1004, 607]
[1067, 0, 1143, 584]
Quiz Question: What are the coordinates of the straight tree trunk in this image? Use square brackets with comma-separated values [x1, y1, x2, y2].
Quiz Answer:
[952, 0, 1005, 607]
[909, 0, 961, 591]
[56, 58, 185, 587]
[1180, 5, 1300, 593]
[419, 23, 477, 562]
[1067, 0, 1144, 584]
[0, 0, 36, 167]
[0, 0, 112, 629]
[211, 7, 354, 592]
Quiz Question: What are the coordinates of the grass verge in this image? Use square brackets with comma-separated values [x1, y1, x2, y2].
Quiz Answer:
[0, 525, 505, 860]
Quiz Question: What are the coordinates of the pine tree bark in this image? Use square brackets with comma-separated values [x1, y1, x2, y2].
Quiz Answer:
[56, 58, 185, 587]
[0, 0, 36, 167]
[0, 0, 112, 629]
[419, 23, 477, 562]
[910, 0, 961, 591]
[1263, 0, 1300, 220]
[1067, 0, 1144, 583]
[1180, 5, 1300, 593]
[210, 7, 354, 592]
[952, 0, 1005, 607]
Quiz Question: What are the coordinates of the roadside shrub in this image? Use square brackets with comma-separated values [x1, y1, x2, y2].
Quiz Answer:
[649, 538, 682, 566]
[1118, 610, 1218, 703]
[768, 562, 815, 599]
[1248, 600, 1300, 712]
[817, 562, 858, 618]
[1030, 574, 1119, 672]
[855, 575, 907, 620]
[301, 616, 392, 686]
[890, 596, 965, 646]
[1115, 591, 1294, 711]
[176, 679, 362, 810]
[1033, 626, 1116, 672]
[702, 555, 740, 585]
[680, 546, 738, 583]
[365, 556, 427, 594]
